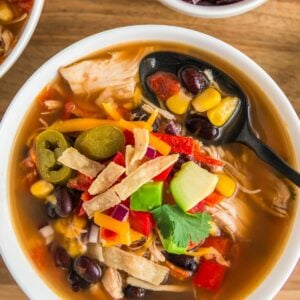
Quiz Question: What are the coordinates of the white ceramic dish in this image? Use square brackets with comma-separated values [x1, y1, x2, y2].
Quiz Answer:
[0, 25, 299, 300]
[158, 0, 268, 18]
[0, 0, 44, 78]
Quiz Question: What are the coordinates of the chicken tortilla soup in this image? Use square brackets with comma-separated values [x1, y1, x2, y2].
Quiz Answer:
[10, 42, 297, 300]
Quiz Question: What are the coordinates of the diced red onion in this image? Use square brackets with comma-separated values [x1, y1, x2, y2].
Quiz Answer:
[88, 224, 100, 244]
[39, 224, 54, 245]
[145, 147, 157, 159]
[111, 204, 129, 221]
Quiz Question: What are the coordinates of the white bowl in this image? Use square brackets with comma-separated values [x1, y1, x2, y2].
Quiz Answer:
[158, 0, 268, 18]
[0, 0, 44, 78]
[0, 25, 299, 300]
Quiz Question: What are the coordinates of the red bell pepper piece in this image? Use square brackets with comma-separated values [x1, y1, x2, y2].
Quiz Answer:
[147, 71, 181, 101]
[113, 151, 125, 167]
[193, 142, 224, 167]
[129, 211, 155, 236]
[203, 192, 224, 207]
[153, 133, 194, 155]
[153, 165, 173, 181]
[123, 129, 135, 146]
[193, 260, 227, 291]
[193, 236, 231, 291]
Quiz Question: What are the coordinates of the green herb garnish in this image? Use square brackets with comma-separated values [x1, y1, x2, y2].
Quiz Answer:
[152, 205, 212, 248]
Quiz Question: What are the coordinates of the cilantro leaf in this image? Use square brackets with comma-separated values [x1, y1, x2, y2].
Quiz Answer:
[152, 205, 212, 248]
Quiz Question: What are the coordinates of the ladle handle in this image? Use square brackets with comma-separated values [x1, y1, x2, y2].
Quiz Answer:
[236, 123, 300, 187]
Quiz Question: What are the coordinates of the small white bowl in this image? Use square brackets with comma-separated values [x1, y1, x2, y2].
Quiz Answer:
[158, 0, 268, 18]
[0, 0, 44, 78]
[0, 25, 299, 300]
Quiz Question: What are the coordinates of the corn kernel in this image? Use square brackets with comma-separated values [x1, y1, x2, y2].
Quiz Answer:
[72, 216, 87, 230]
[0, 2, 14, 23]
[192, 87, 221, 112]
[166, 92, 192, 115]
[216, 173, 236, 198]
[30, 180, 54, 199]
[207, 96, 239, 127]
[46, 194, 57, 205]
[66, 239, 87, 257]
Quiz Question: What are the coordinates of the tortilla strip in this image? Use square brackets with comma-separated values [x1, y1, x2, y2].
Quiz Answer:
[88, 162, 125, 195]
[125, 145, 140, 175]
[83, 188, 121, 218]
[102, 247, 169, 286]
[58, 147, 104, 178]
[131, 128, 149, 164]
[114, 154, 179, 200]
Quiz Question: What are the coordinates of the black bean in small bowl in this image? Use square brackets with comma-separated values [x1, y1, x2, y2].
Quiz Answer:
[158, 0, 268, 18]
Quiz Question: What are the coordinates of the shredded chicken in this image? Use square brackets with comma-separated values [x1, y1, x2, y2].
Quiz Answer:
[58, 147, 104, 178]
[142, 102, 176, 121]
[88, 162, 125, 195]
[102, 268, 124, 299]
[60, 48, 152, 95]
[102, 247, 169, 286]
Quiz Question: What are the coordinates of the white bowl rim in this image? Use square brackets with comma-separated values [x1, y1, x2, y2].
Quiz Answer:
[0, 0, 44, 78]
[0, 25, 299, 300]
[158, 0, 268, 18]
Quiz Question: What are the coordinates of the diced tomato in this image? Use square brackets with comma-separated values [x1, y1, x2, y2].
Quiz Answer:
[193, 142, 224, 167]
[193, 260, 227, 291]
[188, 200, 206, 213]
[123, 129, 135, 145]
[129, 211, 155, 236]
[147, 71, 181, 101]
[30, 244, 48, 270]
[153, 165, 173, 181]
[67, 173, 94, 191]
[153, 133, 194, 155]
[113, 151, 125, 167]
[202, 236, 231, 257]
[101, 228, 118, 240]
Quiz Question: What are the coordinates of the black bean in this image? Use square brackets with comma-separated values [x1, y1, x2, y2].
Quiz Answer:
[124, 285, 146, 298]
[165, 253, 198, 272]
[164, 121, 182, 135]
[67, 271, 90, 292]
[55, 247, 72, 270]
[73, 256, 102, 283]
[54, 186, 75, 218]
[180, 67, 209, 94]
[185, 114, 219, 140]
[45, 202, 58, 219]
[171, 154, 193, 175]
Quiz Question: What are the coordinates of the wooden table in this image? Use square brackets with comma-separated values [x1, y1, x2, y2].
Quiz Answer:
[0, 0, 299, 299]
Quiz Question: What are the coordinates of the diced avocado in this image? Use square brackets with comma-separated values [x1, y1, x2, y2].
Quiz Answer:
[158, 231, 186, 255]
[170, 161, 218, 212]
[130, 182, 163, 211]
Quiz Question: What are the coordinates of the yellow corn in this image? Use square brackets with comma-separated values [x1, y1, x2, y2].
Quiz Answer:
[30, 180, 54, 199]
[207, 96, 239, 127]
[192, 87, 221, 113]
[0, 2, 14, 23]
[166, 92, 192, 115]
[216, 173, 236, 198]
[66, 239, 87, 257]
[46, 194, 56, 205]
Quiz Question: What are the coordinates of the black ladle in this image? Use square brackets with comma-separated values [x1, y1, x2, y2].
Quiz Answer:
[139, 51, 300, 187]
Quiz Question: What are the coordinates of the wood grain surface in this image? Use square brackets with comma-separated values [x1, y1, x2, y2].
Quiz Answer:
[0, 0, 299, 299]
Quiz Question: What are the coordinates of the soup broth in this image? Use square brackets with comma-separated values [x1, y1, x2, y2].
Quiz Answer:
[9, 41, 297, 300]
